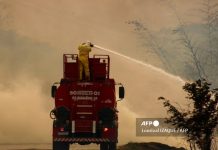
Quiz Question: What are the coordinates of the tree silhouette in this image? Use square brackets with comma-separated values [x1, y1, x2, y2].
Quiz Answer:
[127, 0, 218, 86]
[126, 20, 176, 74]
[159, 79, 218, 150]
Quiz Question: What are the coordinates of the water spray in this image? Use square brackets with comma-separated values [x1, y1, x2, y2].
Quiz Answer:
[92, 44, 184, 83]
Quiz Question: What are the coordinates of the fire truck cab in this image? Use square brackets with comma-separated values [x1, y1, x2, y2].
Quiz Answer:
[50, 54, 125, 150]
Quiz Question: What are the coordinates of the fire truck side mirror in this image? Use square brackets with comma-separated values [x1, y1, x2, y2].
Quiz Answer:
[119, 86, 125, 100]
[51, 85, 57, 98]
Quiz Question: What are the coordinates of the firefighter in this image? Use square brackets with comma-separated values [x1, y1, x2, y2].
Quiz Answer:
[78, 42, 94, 81]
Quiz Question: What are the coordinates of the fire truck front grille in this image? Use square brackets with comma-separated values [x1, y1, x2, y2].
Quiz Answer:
[54, 137, 110, 143]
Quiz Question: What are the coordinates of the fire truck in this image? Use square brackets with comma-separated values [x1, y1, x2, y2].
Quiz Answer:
[50, 54, 125, 150]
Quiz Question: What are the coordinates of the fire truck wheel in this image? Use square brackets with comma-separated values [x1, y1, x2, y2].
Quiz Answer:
[100, 143, 109, 150]
[109, 142, 117, 150]
[53, 141, 69, 150]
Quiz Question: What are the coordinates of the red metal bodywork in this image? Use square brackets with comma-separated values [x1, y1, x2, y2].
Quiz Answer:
[52, 54, 118, 144]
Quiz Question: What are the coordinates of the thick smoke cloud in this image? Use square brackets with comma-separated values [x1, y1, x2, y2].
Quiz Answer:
[0, 0, 191, 148]
[0, 30, 58, 143]
[0, 29, 62, 96]
[98, 49, 188, 147]
[0, 76, 52, 143]
[0, 30, 188, 148]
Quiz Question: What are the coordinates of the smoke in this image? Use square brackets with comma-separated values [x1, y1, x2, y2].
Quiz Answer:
[92, 49, 188, 147]
[0, 26, 61, 143]
[118, 104, 188, 148]
[0, 1, 191, 148]
[0, 58, 188, 146]
[94, 44, 183, 83]
[0, 29, 189, 148]
[0, 29, 58, 143]
[0, 29, 62, 97]
[0, 75, 52, 143]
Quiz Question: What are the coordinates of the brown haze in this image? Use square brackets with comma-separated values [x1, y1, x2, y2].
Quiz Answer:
[0, 47, 187, 147]
[0, 0, 202, 148]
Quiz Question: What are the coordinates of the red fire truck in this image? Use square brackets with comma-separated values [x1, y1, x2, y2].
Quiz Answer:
[50, 54, 125, 150]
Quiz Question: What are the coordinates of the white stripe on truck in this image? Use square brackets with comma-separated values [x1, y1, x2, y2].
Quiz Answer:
[92, 121, 96, 133]
[72, 121, 75, 133]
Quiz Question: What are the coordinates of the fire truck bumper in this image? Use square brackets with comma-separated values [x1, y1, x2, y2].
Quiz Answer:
[53, 137, 114, 143]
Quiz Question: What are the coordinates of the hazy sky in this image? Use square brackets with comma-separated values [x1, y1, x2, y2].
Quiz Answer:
[0, 0, 206, 148]
[2, 0, 202, 50]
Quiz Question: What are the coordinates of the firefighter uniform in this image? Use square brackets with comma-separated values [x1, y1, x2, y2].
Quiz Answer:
[78, 43, 92, 80]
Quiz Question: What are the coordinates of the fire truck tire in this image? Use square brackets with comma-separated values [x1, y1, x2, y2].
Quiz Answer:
[53, 141, 69, 150]
[109, 142, 117, 150]
[100, 143, 109, 150]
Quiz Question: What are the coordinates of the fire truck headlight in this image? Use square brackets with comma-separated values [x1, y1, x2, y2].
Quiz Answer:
[99, 108, 115, 123]
[55, 106, 70, 123]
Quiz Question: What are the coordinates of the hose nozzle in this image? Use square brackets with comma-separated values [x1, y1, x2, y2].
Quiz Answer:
[86, 41, 94, 47]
